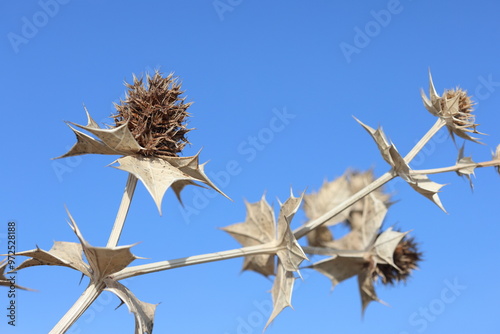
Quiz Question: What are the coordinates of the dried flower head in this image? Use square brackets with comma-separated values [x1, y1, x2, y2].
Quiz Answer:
[374, 235, 422, 285]
[421, 71, 482, 143]
[113, 71, 192, 158]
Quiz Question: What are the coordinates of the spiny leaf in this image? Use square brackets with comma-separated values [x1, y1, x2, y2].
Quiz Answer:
[166, 151, 231, 201]
[113, 155, 200, 215]
[14, 241, 90, 276]
[372, 227, 408, 269]
[0, 260, 35, 291]
[67, 209, 139, 279]
[55, 124, 122, 159]
[105, 279, 157, 334]
[358, 268, 386, 316]
[311, 255, 365, 288]
[303, 174, 351, 227]
[407, 174, 447, 212]
[73, 121, 142, 154]
[221, 195, 276, 276]
[325, 194, 388, 251]
[264, 263, 296, 330]
[56, 109, 142, 158]
[113, 154, 229, 215]
[276, 192, 308, 273]
[355, 118, 412, 180]
[456, 145, 476, 189]
[354, 117, 392, 166]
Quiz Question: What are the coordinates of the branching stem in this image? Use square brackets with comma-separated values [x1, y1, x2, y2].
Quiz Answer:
[412, 159, 500, 175]
[49, 282, 104, 334]
[112, 243, 280, 281]
[293, 117, 447, 240]
[107, 174, 138, 248]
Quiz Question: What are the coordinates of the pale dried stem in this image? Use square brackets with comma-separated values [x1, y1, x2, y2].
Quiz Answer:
[293, 117, 447, 240]
[112, 243, 280, 281]
[412, 159, 500, 175]
[107, 174, 138, 248]
[404, 118, 446, 163]
[49, 282, 104, 334]
[302, 246, 366, 257]
[293, 172, 395, 239]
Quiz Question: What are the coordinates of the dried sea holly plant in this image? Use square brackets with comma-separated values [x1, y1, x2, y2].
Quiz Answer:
[4, 70, 500, 333]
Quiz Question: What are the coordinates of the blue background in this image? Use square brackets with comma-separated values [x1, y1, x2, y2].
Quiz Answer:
[1, 1, 500, 333]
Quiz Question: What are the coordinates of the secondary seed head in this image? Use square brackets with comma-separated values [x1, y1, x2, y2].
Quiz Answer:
[421, 71, 482, 143]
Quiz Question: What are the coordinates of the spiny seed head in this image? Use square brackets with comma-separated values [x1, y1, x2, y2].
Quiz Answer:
[113, 71, 192, 158]
[441, 88, 476, 129]
[374, 236, 422, 285]
[421, 71, 483, 143]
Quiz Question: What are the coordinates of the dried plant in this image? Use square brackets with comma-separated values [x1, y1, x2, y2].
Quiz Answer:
[4, 70, 500, 333]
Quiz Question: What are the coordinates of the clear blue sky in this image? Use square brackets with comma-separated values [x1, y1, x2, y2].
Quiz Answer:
[1, 1, 500, 333]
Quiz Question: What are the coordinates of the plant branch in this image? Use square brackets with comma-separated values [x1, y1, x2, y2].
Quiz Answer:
[49, 282, 104, 334]
[411, 159, 500, 175]
[107, 174, 138, 248]
[404, 118, 446, 163]
[293, 117, 447, 240]
[302, 246, 367, 257]
[111, 243, 280, 281]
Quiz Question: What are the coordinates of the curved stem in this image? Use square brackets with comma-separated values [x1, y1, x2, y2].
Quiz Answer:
[107, 174, 138, 248]
[112, 243, 280, 281]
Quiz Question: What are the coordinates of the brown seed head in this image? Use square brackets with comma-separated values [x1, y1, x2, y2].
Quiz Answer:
[374, 235, 422, 285]
[113, 71, 192, 158]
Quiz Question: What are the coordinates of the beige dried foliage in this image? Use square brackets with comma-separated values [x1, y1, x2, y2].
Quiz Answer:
[13, 210, 157, 333]
[112, 152, 228, 215]
[220, 196, 276, 276]
[16, 210, 139, 280]
[57, 109, 229, 214]
[421, 71, 482, 143]
[303, 171, 390, 248]
[222, 193, 307, 328]
[265, 263, 296, 330]
[303, 175, 351, 226]
[105, 279, 157, 334]
[356, 118, 447, 212]
[0, 260, 34, 291]
[374, 235, 422, 285]
[325, 194, 388, 251]
[222, 193, 307, 276]
[312, 228, 408, 313]
[56, 108, 142, 159]
[455, 145, 476, 188]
